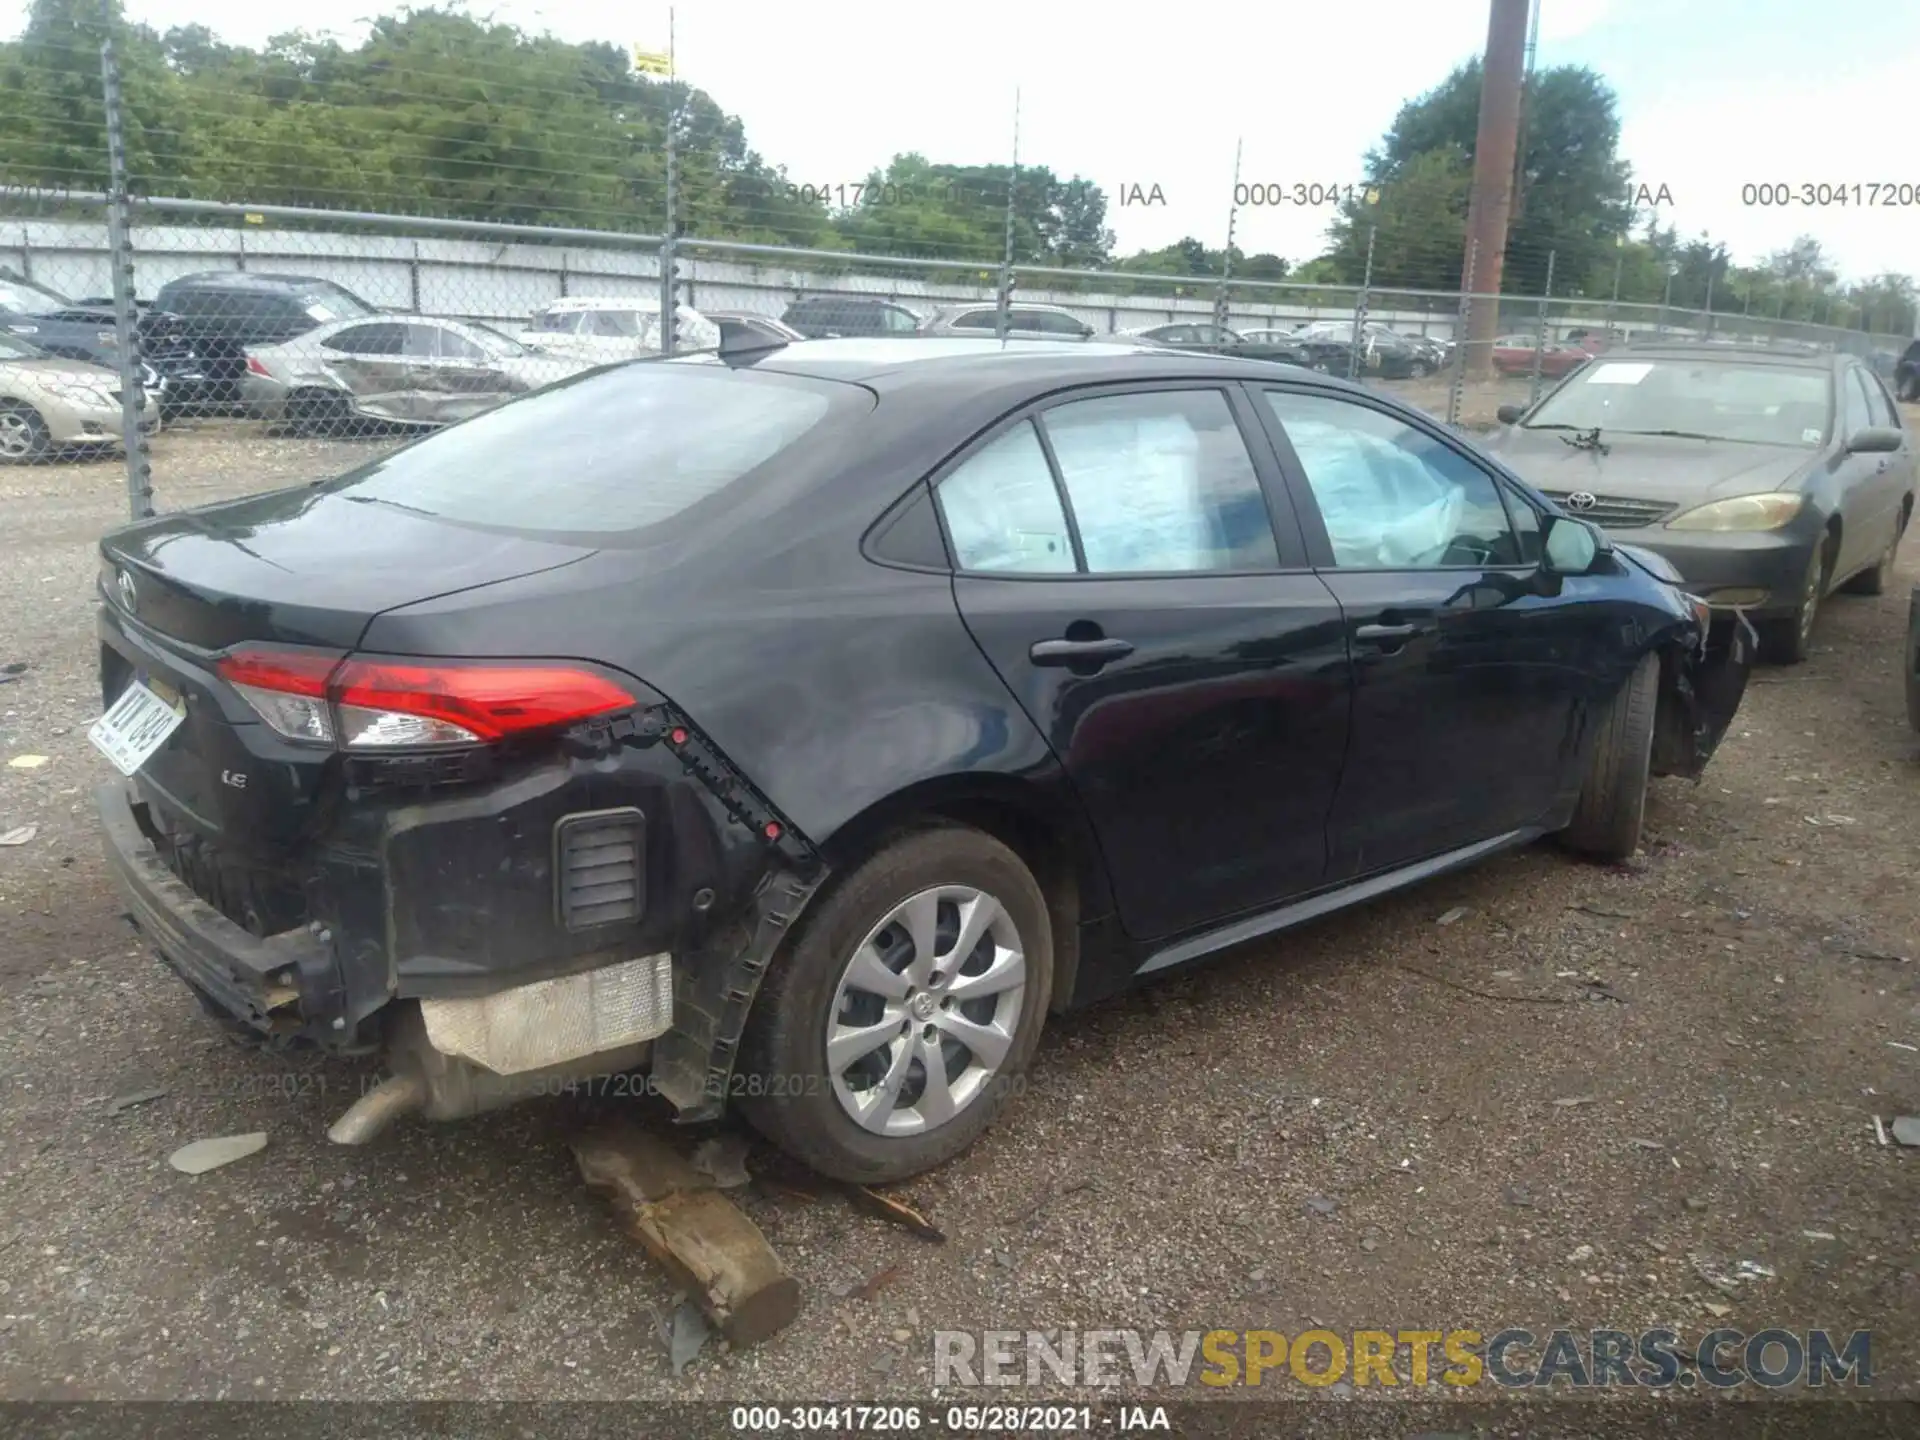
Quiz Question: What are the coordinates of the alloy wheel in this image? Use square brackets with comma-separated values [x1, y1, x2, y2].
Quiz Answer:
[0, 410, 37, 459]
[826, 885, 1026, 1137]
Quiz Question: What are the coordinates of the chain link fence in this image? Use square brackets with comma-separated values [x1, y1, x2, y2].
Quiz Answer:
[1, 12, 1914, 517]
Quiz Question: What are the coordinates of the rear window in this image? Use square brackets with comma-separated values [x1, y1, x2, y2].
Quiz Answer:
[327, 364, 840, 535]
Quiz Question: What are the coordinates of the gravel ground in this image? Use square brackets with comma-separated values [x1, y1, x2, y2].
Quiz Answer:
[1, 402, 1917, 1408]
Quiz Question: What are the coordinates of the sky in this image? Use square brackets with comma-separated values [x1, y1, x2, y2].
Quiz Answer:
[5, 0, 1918, 281]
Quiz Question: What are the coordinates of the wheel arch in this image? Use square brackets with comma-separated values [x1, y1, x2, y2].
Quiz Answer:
[816, 771, 1112, 1016]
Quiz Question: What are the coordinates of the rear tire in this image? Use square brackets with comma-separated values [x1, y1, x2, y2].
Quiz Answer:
[288, 387, 352, 436]
[0, 401, 52, 464]
[1759, 544, 1827, 664]
[1560, 652, 1658, 862]
[737, 824, 1053, 1184]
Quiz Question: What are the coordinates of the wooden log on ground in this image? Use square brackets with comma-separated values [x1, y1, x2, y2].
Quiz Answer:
[573, 1123, 801, 1347]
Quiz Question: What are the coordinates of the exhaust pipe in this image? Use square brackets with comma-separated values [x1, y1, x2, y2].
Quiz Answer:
[323, 1001, 653, 1146]
[327, 1071, 427, 1146]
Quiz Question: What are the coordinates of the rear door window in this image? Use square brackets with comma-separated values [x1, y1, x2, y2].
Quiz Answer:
[329, 364, 845, 535]
[1040, 389, 1280, 573]
[327, 323, 403, 355]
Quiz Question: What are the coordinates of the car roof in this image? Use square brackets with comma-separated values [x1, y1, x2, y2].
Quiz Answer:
[1613, 342, 1845, 368]
[938, 301, 1077, 315]
[681, 336, 1339, 393]
[788, 296, 913, 309]
[160, 271, 338, 291]
[538, 296, 666, 312]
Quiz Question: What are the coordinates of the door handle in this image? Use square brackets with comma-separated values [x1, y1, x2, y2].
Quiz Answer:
[1354, 622, 1418, 646]
[1029, 636, 1134, 667]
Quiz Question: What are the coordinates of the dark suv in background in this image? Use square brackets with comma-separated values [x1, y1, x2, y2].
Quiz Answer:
[1896, 340, 1920, 402]
[779, 296, 923, 338]
[146, 272, 383, 412]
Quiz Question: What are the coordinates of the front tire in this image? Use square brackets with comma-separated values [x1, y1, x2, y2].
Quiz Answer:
[737, 824, 1053, 1183]
[0, 401, 52, 464]
[1760, 544, 1827, 664]
[1560, 652, 1658, 862]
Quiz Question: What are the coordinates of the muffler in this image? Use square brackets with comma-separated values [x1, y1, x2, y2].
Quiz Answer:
[325, 1001, 652, 1145]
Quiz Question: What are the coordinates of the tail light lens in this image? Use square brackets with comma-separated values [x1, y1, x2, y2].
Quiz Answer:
[245, 354, 272, 377]
[215, 646, 637, 749]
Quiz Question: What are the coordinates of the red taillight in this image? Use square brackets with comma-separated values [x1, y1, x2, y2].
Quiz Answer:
[215, 646, 637, 749]
[245, 354, 272, 377]
[331, 658, 636, 743]
[218, 646, 333, 697]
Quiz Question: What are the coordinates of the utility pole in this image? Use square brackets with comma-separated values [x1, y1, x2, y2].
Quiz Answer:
[1460, 0, 1530, 379]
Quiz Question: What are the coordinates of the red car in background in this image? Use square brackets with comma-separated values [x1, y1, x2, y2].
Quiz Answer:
[1491, 334, 1591, 377]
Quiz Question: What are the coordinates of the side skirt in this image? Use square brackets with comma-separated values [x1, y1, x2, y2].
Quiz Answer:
[1134, 825, 1546, 979]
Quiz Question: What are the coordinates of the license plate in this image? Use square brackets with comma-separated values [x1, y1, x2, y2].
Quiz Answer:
[88, 680, 186, 777]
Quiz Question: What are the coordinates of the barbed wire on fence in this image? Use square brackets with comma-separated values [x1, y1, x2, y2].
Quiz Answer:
[1, 10, 1913, 509]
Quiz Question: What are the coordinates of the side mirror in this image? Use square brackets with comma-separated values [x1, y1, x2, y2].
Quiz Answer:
[1496, 403, 1524, 425]
[1847, 426, 1904, 455]
[1542, 514, 1605, 576]
[1080, 324, 1096, 339]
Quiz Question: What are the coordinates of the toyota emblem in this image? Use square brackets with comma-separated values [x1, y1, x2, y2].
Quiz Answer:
[1565, 491, 1599, 512]
[116, 568, 138, 613]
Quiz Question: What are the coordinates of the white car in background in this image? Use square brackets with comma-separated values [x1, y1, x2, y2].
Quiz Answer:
[241, 315, 592, 431]
[517, 297, 721, 363]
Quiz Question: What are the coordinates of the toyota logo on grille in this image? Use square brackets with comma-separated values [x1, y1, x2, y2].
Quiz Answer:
[116, 568, 139, 613]
[1565, 491, 1599, 512]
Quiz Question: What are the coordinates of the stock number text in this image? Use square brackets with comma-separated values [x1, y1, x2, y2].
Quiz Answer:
[1235, 182, 1373, 207]
[1741, 182, 1919, 207]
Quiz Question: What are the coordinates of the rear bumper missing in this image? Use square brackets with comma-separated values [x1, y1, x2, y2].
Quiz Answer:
[98, 780, 345, 1044]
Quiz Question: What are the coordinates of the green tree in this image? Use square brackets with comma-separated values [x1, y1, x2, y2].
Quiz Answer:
[1320, 60, 1632, 295]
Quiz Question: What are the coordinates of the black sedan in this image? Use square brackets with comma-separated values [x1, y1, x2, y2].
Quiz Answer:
[1485, 344, 1916, 663]
[88, 338, 1752, 1183]
[1294, 323, 1433, 379]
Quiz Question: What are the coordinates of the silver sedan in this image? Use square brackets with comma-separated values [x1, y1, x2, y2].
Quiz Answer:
[241, 315, 594, 431]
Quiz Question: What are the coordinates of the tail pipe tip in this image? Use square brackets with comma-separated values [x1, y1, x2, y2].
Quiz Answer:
[327, 1071, 428, 1146]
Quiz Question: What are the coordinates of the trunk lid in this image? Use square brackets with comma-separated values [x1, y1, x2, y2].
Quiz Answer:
[101, 485, 597, 650]
[97, 485, 598, 859]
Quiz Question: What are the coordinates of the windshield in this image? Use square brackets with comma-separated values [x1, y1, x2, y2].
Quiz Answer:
[0, 277, 77, 315]
[328, 363, 841, 535]
[1524, 358, 1833, 446]
[0, 330, 49, 359]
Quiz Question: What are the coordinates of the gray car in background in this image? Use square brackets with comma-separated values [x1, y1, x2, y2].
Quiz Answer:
[1485, 344, 1915, 663]
[241, 315, 592, 432]
[920, 303, 1096, 340]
